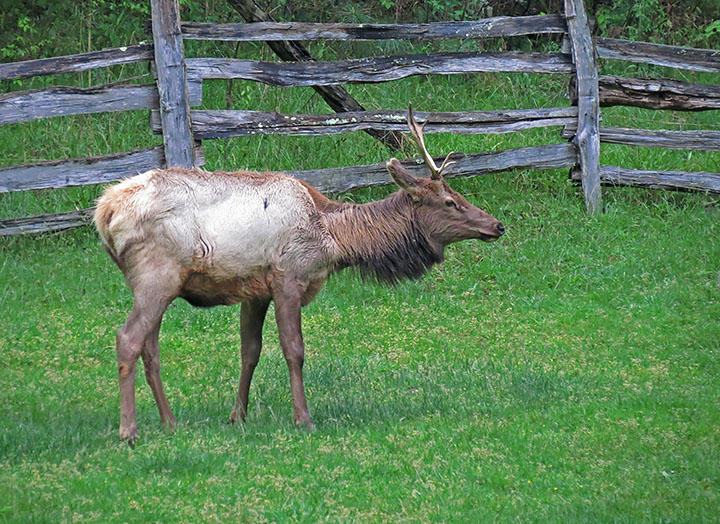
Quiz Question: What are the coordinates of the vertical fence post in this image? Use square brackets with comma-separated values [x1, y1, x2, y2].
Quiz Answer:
[565, 0, 602, 214]
[151, 0, 196, 169]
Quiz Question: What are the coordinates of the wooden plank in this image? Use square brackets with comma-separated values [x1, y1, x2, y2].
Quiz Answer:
[150, 62, 204, 106]
[151, 0, 196, 168]
[0, 80, 202, 125]
[592, 75, 720, 111]
[181, 15, 567, 41]
[0, 147, 164, 193]
[562, 124, 720, 150]
[225, 0, 403, 151]
[565, 0, 602, 214]
[0, 84, 158, 125]
[596, 37, 720, 73]
[0, 145, 205, 193]
[0, 44, 154, 81]
[0, 208, 95, 236]
[284, 143, 578, 194]
[151, 107, 578, 139]
[187, 52, 573, 85]
[1, 143, 575, 235]
[598, 127, 720, 150]
[570, 165, 720, 193]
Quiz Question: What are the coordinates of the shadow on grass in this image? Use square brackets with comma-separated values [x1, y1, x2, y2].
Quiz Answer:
[0, 353, 581, 461]
[169, 354, 578, 434]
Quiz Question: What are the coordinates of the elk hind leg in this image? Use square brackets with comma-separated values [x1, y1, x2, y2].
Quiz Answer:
[273, 278, 315, 430]
[230, 298, 271, 423]
[141, 317, 176, 430]
[116, 273, 178, 441]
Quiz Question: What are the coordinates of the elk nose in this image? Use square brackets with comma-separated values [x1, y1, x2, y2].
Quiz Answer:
[496, 223, 505, 236]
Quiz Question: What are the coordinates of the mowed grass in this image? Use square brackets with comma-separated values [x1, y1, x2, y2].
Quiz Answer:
[1, 59, 719, 521]
[1, 173, 718, 522]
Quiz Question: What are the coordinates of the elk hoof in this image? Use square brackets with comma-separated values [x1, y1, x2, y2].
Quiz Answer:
[119, 424, 138, 444]
[120, 432, 138, 448]
[297, 419, 316, 432]
[162, 418, 177, 433]
[229, 409, 246, 425]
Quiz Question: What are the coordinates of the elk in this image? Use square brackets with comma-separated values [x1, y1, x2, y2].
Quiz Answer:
[94, 104, 504, 441]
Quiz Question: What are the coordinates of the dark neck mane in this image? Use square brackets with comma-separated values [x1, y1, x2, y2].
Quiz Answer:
[326, 191, 444, 284]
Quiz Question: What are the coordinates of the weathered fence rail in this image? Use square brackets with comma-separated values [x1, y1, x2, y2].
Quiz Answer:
[0, 81, 202, 125]
[220, 0, 406, 150]
[562, 125, 720, 150]
[571, 166, 720, 193]
[595, 37, 720, 72]
[0, 208, 95, 236]
[0, 145, 205, 194]
[285, 143, 580, 194]
[179, 15, 568, 41]
[591, 75, 720, 111]
[185, 52, 574, 86]
[0, 44, 154, 81]
[150, 107, 579, 138]
[1, 0, 719, 236]
[0, 41, 172, 191]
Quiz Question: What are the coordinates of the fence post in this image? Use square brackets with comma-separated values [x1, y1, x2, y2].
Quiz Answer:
[565, 0, 602, 214]
[151, 0, 196, 168]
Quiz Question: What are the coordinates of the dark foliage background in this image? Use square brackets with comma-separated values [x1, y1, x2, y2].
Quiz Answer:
[1, 0, 718, 63]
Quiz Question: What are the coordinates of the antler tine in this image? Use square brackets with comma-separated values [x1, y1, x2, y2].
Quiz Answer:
[438, 152, 456, 174]
[407, 103, 439, 178]
[407, 103, 455, 180]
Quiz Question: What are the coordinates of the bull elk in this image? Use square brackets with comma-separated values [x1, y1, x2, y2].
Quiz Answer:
[95, 104, 504, 441]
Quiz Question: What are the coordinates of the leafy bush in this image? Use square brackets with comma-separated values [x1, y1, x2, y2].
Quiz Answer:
[595, 0, 719, 47]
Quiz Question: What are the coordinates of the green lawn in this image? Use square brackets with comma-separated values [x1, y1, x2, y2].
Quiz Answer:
[1, 54, 719, 523]
[1, 168, 718, 521]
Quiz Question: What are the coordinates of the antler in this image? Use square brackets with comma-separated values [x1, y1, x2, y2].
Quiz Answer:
[407, 103, 455, 180]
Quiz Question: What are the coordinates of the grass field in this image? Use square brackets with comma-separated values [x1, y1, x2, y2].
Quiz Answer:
[1, 38, 719, 522]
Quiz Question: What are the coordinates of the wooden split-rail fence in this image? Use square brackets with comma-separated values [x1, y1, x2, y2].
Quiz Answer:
[1, 0, 718, 235]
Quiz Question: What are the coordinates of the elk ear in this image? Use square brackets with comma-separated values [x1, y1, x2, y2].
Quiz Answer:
[386, 158, 421, 196]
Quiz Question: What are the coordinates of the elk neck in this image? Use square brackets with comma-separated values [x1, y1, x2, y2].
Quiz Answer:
[323, 190, 444, 284]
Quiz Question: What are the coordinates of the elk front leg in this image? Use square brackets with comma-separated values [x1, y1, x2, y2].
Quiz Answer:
[272, 277, 315, 430]
[230, 298, 271, 424]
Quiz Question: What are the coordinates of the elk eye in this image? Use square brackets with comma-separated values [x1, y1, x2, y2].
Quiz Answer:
[444, 198, 457, 208]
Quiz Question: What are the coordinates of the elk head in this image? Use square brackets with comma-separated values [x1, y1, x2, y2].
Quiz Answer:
[386, 104, 505, 246]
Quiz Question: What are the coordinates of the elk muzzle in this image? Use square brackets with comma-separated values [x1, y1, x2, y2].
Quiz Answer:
[477, 221, 504, 242]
